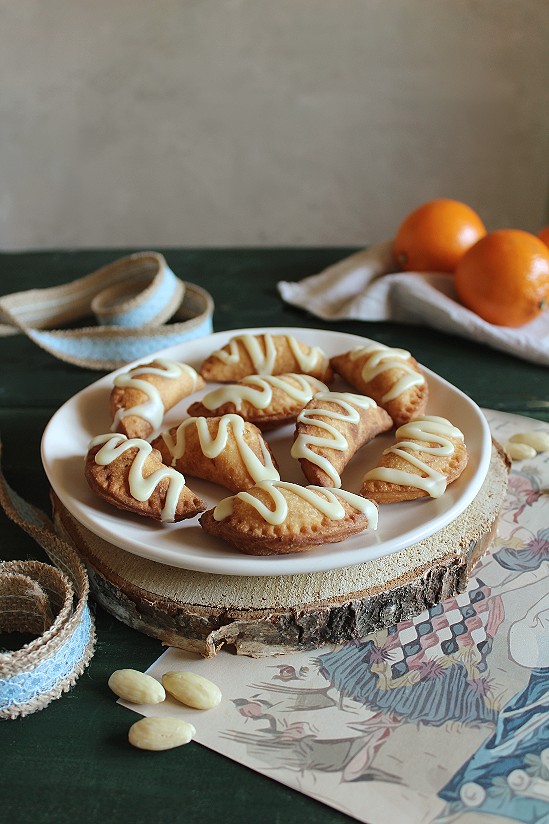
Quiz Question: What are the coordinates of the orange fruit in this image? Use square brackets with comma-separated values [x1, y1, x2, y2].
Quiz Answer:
[393, 198, 487, 273]
[538, 225, 549, 249]
[454, 229, 549, 327]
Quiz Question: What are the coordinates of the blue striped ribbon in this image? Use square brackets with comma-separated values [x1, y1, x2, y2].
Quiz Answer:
[0, 251, 214, 370]
[0, 444, 95, 719]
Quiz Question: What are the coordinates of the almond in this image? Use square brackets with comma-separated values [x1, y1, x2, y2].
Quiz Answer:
[162, 670, 222, 710]
[128, 716, 196, 751]
[108, 669, 166, 705]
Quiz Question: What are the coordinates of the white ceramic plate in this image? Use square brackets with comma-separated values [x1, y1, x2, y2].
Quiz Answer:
[41, 327, 492, 576]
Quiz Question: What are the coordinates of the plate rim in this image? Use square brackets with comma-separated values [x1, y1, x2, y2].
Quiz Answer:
[41, 326, 492, 577]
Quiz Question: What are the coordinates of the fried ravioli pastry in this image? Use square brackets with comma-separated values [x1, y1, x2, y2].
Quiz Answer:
[110, 359, 205, 440]
[200, 480, 378, 556]
[292, 391, 393, 487]
[85, 433, 206, 522]
[152, 414, 280, 493]
[199, 333, 332, 383]
[330, 342, 427, 427]
[188, 373, 329, 430]
[360, 415, 468, 504]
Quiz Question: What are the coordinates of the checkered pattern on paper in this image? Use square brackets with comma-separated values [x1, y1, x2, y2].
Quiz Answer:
[385, 581, 491, 679]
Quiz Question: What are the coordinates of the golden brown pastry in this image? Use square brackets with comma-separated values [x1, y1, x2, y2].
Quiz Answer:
[292, 392, 393, 487]
[85, 434, 206, 522]
[187, 373, 329, 430]
[200, 480, 378, 556]
[199, 333, 332, 383]
[152, 414, 280, 493]
[110, 359, 205, 440]
[360, 415, 468, 504]
[330, 342, 428, 426]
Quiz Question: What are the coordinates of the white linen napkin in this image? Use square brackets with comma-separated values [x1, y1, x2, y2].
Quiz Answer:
[278, 240, 549, 366]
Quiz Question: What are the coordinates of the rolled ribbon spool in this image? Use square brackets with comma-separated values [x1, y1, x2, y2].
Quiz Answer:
[0, 251, 214, 370]
[0, 444, 95, 719]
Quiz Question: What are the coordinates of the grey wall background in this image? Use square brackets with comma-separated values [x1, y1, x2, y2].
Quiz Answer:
[1, 0, 548, 250]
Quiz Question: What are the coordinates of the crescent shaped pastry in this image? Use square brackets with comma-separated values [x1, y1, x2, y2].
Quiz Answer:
[85, 434, 206, 522]
[200, 480, 379, 556]
[152, 414, 280, 493]
[291, 392, 393, 488]
[110, 359, 205, 440]
[187, 373, 329, 430]
[199, 333, 332, 383]
[330, 343, 428, 427]
[360, 415, 468, 503]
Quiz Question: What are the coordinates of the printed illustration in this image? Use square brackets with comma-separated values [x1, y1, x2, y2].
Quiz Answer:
[222, 571, 508, 797]
[434, 467, 549, 823]
[436, 620, 549, 822]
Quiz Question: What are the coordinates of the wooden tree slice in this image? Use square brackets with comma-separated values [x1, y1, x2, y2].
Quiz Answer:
[52, 443, 509, 658]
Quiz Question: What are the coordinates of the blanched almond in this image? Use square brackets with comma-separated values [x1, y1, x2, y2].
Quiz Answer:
[162, 670, 222, 710]
[108, 669, 166, 705]
[128, 716, 196, 751]
[504, 442, 536, 461]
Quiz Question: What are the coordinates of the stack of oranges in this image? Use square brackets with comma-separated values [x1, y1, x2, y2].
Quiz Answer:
[392, 199, 549, 327]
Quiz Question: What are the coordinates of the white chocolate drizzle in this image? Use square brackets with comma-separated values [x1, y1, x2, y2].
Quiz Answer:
[89, 433, 186, 522]
[362, 415, 464, 498]
[291, 392, 378, 487]
[111, 359, 199, 432]
[210, 333, 328, 376]
[161, 414, 280, 484]
[349, 343, 425, 402]
[200, 374, 328, 412]
[213, 479, 378, 529]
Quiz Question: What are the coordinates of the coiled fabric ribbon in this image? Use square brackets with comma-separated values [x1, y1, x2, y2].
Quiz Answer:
[0, 445, 95, 719]
[0, 252, 214, 370]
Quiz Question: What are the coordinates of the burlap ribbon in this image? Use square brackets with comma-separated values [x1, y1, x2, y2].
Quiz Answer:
[0, 445, 95, 719]
[0, 251, 214, 370]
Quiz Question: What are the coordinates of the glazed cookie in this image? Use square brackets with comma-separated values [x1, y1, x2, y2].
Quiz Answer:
[110, 359, 205, 440]
[360, 415, 468, 503]
[199, 333, 332, 383]
[152, 414, 280, 493]
[330, 343, 427, 427]
[85, 434, 206, 522]
[188, 373, 329, 430]
[200, 480, 379, 556]
[292, 391, 393, 487]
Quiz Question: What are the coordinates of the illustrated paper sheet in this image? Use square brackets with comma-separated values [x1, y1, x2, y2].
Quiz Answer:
[121, 410, 549, 824]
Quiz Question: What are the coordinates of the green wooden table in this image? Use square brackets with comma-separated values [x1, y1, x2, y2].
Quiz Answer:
[1, 249, 547, 824]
